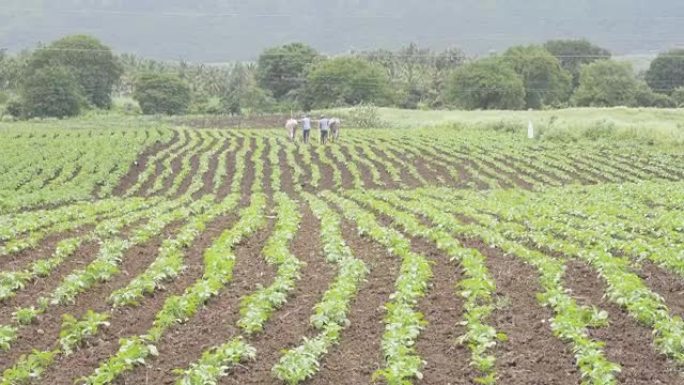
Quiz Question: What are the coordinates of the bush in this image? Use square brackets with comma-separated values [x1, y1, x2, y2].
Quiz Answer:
[133, 73, 191, 115]
[335, 104, 389, 129]
[672, 87, 684, 107]
[4, 98, 23, 118]
[20, 66, 82, 119]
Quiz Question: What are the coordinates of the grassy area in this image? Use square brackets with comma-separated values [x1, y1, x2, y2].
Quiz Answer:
[327, 106, 684, 146]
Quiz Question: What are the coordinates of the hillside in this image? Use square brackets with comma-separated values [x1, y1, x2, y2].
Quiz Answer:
[1, 0, 683, 61]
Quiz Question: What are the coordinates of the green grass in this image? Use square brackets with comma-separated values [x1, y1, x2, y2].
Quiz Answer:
[328, 107, 684, 146]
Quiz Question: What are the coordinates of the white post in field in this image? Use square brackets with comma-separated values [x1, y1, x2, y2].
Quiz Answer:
[528, 120, 534, 139]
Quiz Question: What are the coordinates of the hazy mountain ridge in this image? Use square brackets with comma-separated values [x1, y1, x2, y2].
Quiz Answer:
[1, 0, 683, 61]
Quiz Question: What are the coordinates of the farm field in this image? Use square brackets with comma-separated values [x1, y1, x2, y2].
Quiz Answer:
[1, 124, 684, 385]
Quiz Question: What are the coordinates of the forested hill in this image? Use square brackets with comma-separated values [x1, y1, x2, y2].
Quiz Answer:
[1, 0, 683, 61]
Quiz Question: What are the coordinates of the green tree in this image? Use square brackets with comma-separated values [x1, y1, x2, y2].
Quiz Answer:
[257, 43, 319, 100]
[544, 39, 611, 88]
[133, 73, 191, 115]
[304, 57, 389, 109]
[445, 58, 525, 110]
[19, 67, 82, 118]
[573, 60, 639, 107]
[645, 49, 684, 95]
[25, 35, 123, 108]
[503, 45, 572, 109]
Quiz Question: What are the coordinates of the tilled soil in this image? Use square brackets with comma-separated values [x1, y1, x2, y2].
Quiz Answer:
[637, 260, 684, 317]
[338, 144, 378, 189]
[194, 140, 231, 199]
[563, 259, 683, 385]
[137, 131, 191, 196]
[464, 239, 582, 385]
[307, 220, 400, 385]
[215, 136, 244, 200]
[37, 210, 245, 385]
[118, 212, 276, 385]
[225, 204, 336, 385]
[113, 129, 180, 196]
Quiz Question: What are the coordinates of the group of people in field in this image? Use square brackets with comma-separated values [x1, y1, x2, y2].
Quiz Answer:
[285, 115, 341, 144]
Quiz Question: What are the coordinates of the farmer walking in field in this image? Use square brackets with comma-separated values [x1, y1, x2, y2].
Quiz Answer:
[319, 115, 330, 144]
[329, 117, 341, 142]
[285, 118, 298, 142]
[300, 114, 311, 144]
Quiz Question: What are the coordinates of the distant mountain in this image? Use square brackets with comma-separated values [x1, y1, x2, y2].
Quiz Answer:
[1, 0, 683, 62]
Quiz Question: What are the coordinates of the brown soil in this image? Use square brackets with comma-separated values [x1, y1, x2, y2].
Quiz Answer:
[156, 135, 206, 197]
[194, 140, 231, 199]
[373, 145, 422, 188]
[562, 260, 683, 385]
[174, 114, 291, 129]
[0, 227, 91, 272]
[405, 237, 475, 384]
[0, 238, 101, 326]
[326, 146, 355, 189]
[176, 139, 219, 198]
[462, 238, 581, 385]
[224, 203, 335, 385]
[239, 138, 257, 206]
[116, 211, 275, 385]
[351, 143, 397, 189]
[261, 138, 275, 202]
[0, 219, 184, 372]
[339, 144, 378, 189]
[307, 219, 400, 385]
[136, 131, 191, 196]
[310, 148, 336, 191]
[215, 136, 244, 201]
[38, 208, 244, 385]
[278, 146, 297, 196]
[113, 129, 181, 196]
[637, 261, 684, 318]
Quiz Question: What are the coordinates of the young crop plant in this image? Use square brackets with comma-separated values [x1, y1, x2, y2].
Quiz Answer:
[0, 349, 57, 385]
[237, 192, 302, 334]
[389, 189, 622, 384]
[80, 193, 268, 385]
[59, 311, 110, 355]
[323, 192, 431, 385]
[174, 338, 256, 385]
[353, 190, 502, 384]
[272, 193, 368, 384]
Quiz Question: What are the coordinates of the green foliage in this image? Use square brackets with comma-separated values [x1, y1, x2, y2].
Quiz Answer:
[59, 311, 110, 355]
[257, 43, 319, 99]
[19, 66, 83, 118]
[544, 39, 611, 88]
[26, 35, 122, 108]
[220, 63, 276, 114]
[446, 58, 525, 110]
[304, 57, 390, 109]
[635, 83, 675, 108]
[573, 60, 639, 107]
[645, 49, 684, 95]
[133, 73, 191, 115]
[1, 349, 57, 385]
[362, 43, 466, 108]
[672, 87, 684, 107]
[503, 45, 572, 108]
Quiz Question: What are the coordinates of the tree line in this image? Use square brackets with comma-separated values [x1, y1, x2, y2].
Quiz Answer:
[2, 35, 684, 119]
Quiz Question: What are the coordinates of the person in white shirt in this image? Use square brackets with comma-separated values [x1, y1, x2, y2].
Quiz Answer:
[329, 118, 341, 142]
[319, 115, 330, 144]
[300, 114, 311, 143]
[285, 118, 298, 142]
